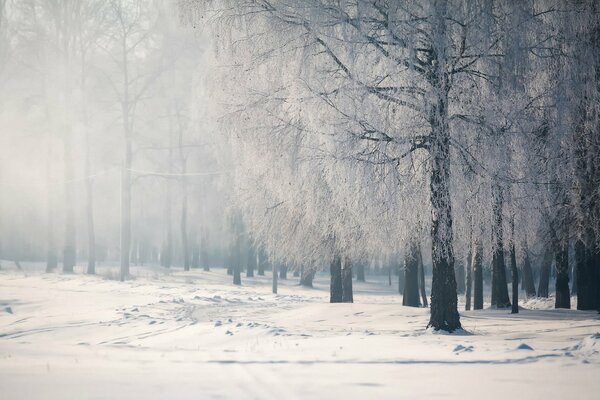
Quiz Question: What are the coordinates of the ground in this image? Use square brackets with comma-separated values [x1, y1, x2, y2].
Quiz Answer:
[1, 262, 599, 399]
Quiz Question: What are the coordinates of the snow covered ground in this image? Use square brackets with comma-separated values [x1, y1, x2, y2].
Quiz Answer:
[1, 262, 599, 399]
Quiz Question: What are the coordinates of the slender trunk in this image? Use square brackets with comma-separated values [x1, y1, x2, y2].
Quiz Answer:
[455, 262, 465, 294]
[537, 249, 552, 298]
[46, 140, 57, 273]
[62, 134, 76, 274]
[509, 215, 519, 313]
[554, 244, 571, 309]
[521, 242, 537, 298]
[233, 233, 241, 285]
[417, 244, 428, 307]
[342, 257, 353, 303]
[491, 185, 510, 308]
[330, 256, 342, 303]
[246, 243, 255, 277]
[465, 243, 473, 311]
[300, 267, 316, 287]
[272, 260, 278, 294]
[356, 262, 365, 282]
[473, 239, 484, 310]
[201, 230, 210, 271]
[403, 242, 420, 307]
[181, 175, 190, 272]
[279, 264, 287, 280]
[120, 153, 131, 281]
[257, 248, 266, 275]
[510, 242, 519, 313]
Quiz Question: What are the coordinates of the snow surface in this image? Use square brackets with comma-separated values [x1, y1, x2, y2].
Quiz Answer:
[1, 262, 599, 399]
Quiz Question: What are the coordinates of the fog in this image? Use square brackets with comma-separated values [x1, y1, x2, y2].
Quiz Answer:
[0, 1, 232, 270]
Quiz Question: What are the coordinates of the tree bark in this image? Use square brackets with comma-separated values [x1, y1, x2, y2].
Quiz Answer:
[465, 243, 473, 311]
[257, 247, 266, 275]
[246, 243, 255, 277]
[330, 256, 342, 303]
[537, 249, 552, 298]
[575, 240, 599, 310]
[403, 242, 420, 307]
[356, 262, 365, 282]
[491, 185, 511, 308]
[521, 242, 537, 298]
[272, 260, 278, 294]
[342, 257, 353, 303]
[554, 244, 571, 309]
[473, 239, 484, 310]
[300, 267, 316, 287]
[62, 134, 76, 274]
[455, 262, 465, 294]
[46, 141, 57, 273]
[279, 264, 287, 280]
[417, 244, 428, 308]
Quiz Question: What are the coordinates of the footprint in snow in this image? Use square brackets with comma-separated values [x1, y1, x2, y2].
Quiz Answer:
[453, 344, 474, 353]
[4, 307, 13, 314]
[516, 343, 534, 351]
[225, 330, 233, 336]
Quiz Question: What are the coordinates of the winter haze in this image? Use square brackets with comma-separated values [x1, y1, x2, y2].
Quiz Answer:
[0, 1, 599, 399]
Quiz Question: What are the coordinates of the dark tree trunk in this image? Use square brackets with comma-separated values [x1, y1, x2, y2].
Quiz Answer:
[246, 244, 255, 277]
[342, 258, 353, 303]
[521, 243, 537, 298]
[537, 249, 552, 298]
[510, 241, 519, 314]
[571, 260, 577, 294]
[575, 240, 599, 310]
[427, 1, 460, 332]
[356, 262, 365, 282]
[417, 244, 428, 308]
[403, 242, 420, 307]
[181, 178, 190, 272]
[455, 262, 465, 295]
[491, 186, 511, 308]
[388, 263, 392, 286]
[555, 244, 571, 309]
[279, 264, 287, 280]
[233, 221, 242, 285]
[473, 239, 484, 310]
[330, 256, 342, 303]
[257, 248, 266, 276]
[293, 267, 299, 278]
[465, 244, 472, 311]
[300, 267, 316, 287]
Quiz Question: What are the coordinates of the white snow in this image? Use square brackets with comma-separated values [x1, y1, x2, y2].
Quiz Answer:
[1, 263, 599, 399]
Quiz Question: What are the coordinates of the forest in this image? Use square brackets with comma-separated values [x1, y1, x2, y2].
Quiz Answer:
[0, 1, 599, 399]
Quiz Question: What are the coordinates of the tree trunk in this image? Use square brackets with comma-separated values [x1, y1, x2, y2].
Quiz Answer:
[272, 260, 278, 294]
[491, 186, 511, 308]
[46, 141, 57, 273]
[356, 262, 365, 282]
[510, 241, 519, 314]
[84, 124, 96, 274]
[473, 239, 484, 310]
[537, 249, 552, 298]
[465, 244, 473, 311]
[554, 244, 571, 309]
[257, 248, 266, 275]
[330, 256, 342, 303]
[417, 244, 428, 308]
[279, 264, 287, 280]
[300, 267, 316, 287]
[521, 242, 537, 298]
[575, 239, 599, 310]
[403, 242, 420, 307]
[181, 175, 190, 272]
[342, 257, 353, 303]
[455, 262, 465, 294]
[246, 243, 255, 277]
[201, 229, 210, 271]
[62, 134, 76, 274]
[120, 152, 132, 281]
